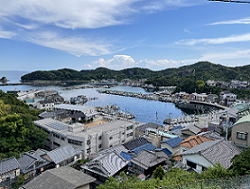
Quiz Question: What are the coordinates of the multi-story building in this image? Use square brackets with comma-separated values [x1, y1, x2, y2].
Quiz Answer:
[34, 118, 142, 159]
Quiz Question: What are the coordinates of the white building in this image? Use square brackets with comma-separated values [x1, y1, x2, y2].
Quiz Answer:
[34, 118, 142, 159]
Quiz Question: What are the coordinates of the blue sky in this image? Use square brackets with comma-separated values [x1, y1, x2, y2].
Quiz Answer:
[0, 0, 250, 72]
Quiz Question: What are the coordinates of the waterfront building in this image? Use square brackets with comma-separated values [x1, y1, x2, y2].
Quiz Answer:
[34, 118, 142, 159]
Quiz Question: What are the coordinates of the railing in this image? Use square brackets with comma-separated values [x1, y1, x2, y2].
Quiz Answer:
[156, 174, 250, 189]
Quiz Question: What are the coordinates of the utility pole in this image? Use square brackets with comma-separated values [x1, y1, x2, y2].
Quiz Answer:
[156, 111, 158, 124]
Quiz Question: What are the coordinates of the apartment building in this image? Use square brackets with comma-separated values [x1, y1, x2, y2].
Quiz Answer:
[34, 118, 142, 159]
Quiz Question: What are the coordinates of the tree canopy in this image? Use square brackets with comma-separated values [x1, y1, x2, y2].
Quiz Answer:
[0, 90, 47, 159]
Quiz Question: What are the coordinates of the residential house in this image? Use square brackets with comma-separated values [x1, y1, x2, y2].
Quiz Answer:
[123, 138, 149, 151]
[128, 143, 156, 155]
[41, 145, 83, 168]
[0, 157, 20, 185]
[54, 104, 98, 120]
[181, 123, 202, 139]
[219, 91, 237, 106]
[205, 80, 217, 87]
[20, 166, 96, 189]
[36, 100, 54, 110]
[81, 150, 129, 186]
[34, 118, 140, 159]
[129, 150, 169, 177]
[231, 114, 250, 149]
[206, 94, 218, 103]
[135, 122, 164, 137]
[38, 110, 71, 122]
[179, 135, 213, 154]
[160, 137, 183, 155]
[18, 149, 52, 179]
[180, 140, 241, 173]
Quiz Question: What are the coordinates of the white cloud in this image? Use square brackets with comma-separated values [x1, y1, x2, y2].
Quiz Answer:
[176, 33, 250, 45]
[199, 49, 250, 62]
[92, 55, 137, 69]
[0, 0, 138, 29]
[0, 30, 16, 39]
[24, 31, 112, 56]
[88, 55, 189, 70]
[142, 0, 205, 11]
[209, 17, 250, 25]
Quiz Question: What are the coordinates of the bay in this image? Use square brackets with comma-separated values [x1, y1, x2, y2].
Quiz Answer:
[0, 71, 184, 124]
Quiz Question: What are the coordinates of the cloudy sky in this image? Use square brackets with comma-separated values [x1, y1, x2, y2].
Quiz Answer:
[0, 0, 250, 71]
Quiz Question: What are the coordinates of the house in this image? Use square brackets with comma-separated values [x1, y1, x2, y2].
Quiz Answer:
[38, 110, 71, 122]
[181, 123, 202, 139]
[36, 100, 54, 110]
[231, 114, 250, 149]
[34, 118, 140, 159]
[180, 140, 241, 172]
[123, 137, 149, 150]
[41, 145, 83, 168]
[128, 143, 156, 155]
[160, 137, 183, 155]
[20, 166, 96, 189]
[207, 94, 218, 103]
[54, 104, 98, 120]
[135, 122, 164, 137]
[0, 157, 20, 184]
[81, 150, 129, 186]
[205, 80, 217, 87]
[179, 135, 213, 154]
[18, 149, 52, 179]
[129, 150, 169, 176]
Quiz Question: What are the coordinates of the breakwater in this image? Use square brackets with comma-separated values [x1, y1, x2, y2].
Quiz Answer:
[97, 89, 227, 111]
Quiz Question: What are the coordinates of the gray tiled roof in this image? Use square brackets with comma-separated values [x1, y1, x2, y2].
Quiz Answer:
[0, 156, 20, 175]
[136, 122, 164, 132]
[182, 123, 201, 134]
[131, 150, 167, 170]
[18, 153, 50, 174]
[82, 151, 129, 178]
[22, 166, 96, 189]
[123, 137, 149, 150]
[46, 145, 82, 164]
[180, 140, 241, 169]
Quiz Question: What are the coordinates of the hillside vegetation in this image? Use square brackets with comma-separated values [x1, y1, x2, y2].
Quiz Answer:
[21, 61, 250, 84]
[0, 91, 47, 159]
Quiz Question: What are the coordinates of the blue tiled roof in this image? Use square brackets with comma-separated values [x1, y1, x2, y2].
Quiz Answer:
[161, 137, 183, 148]
[154, 148, 172, 156]
[120, 152, 135, 161]
[129, 143, 156, 155]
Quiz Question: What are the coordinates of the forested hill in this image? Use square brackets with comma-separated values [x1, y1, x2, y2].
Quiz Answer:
[21, 61, 250, 84]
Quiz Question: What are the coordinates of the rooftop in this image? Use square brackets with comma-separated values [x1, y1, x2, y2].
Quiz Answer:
[22, 166, 96, 189]
[161, 137, 183, 148]
[179, 135, 213, 149]
[0, 156, 20, 175]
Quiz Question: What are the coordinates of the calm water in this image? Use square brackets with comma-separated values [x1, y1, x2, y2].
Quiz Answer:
[0, 71, 184, 124]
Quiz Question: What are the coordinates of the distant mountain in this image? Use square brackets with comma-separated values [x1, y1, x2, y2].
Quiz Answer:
[21, 61, 250, 85]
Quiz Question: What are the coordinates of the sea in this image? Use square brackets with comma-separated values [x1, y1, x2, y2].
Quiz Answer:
[0, 71, 185, 124]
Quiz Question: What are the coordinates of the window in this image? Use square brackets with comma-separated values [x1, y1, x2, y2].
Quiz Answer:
[99, 144, 102, 148]
[68, 139, 82, 146]
[61, 137, 65, 141]
[109, 136, 113, 140]
[237, 132, 248, 140]
[53, 133, 60, 138]
[187, 160, 196, 169]
[110, 145, 113, 147]
[87, 140, 91, 145]
[127, 132, 133, 137]
[127, 125, 133, 130]
[99, 136, 102, 140]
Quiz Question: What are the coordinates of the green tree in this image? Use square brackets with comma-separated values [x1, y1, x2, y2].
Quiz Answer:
[230, 148, 250, 176]
[153, 165, 165, 180]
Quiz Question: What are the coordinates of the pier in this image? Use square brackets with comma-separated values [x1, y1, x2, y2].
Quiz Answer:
[97, 89, 228, 110]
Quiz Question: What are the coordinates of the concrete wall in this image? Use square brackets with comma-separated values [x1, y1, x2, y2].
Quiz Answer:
[182, 154, 212, 172]
[231, 123, 250, 148]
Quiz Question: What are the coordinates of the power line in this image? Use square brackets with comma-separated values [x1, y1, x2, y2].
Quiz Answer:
[208, 0, 250, 3]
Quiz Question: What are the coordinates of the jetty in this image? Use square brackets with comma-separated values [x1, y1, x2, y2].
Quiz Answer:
[97, 89, 228, 111]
